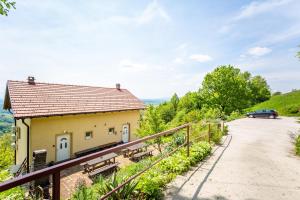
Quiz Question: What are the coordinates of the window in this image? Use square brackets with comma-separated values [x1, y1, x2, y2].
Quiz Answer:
[108, 127, 115, 135]
[85, 131, 93, 140]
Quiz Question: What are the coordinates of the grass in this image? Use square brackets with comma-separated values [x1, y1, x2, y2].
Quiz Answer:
[247, 90, 300, 116]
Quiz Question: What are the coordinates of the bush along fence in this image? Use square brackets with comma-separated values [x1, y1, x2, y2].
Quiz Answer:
[0, 121, 227, 200]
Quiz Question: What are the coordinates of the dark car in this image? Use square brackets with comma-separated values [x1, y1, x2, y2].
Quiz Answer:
[246, 109, 278, 119]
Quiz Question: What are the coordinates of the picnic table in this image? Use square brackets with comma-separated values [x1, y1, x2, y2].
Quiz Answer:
[80, 152, 119, 176]
[123, 143, 153, 161]
[127, 143, 146, 154]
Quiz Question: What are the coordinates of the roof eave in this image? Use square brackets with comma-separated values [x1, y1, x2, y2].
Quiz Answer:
[13, 107, 145, 120]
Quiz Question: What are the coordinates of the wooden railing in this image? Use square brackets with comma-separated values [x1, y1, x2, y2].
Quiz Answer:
[0, 124, 191, 200]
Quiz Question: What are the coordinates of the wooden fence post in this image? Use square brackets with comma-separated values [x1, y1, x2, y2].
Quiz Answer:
[52, 171, 60, 200]
[187, 125, 190, 157]
[221, 121, 224, 132]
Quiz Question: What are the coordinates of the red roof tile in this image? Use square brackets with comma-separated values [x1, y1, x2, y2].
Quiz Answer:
[5, 80, 145, 118]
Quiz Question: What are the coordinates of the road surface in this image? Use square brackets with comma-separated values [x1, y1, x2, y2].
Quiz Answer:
[164, 117, 300, 200]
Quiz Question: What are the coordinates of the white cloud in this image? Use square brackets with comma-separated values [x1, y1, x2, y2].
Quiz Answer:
[189, 54, 212, 62]
[99, 0, 171, 26]
[234, 0, 293, 21]
[260, 26, 300, 45]
[119, 59, 148, 72]
[173, 57, 184, 64]
[137, 0, 171, 24]
[247, 46, 272, 56]
[220, 0, 295, 34]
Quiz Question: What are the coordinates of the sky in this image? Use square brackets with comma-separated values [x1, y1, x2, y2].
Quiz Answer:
[0, 0, 299, 99]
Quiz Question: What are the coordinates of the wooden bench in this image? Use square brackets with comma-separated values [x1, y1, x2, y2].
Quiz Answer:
[88, 162, 119, 177]
[131, 150, 153, 161]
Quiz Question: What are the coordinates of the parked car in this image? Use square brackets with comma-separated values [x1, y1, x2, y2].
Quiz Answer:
[246, 109, 278, 119]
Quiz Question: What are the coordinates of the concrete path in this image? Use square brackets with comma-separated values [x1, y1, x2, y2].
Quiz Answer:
[164, 117, 300, 200]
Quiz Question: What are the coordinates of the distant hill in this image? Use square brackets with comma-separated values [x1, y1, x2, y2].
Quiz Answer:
[0, 99, 13, 135]
[143, 98, 167, 105]
[248, 90, 300, 116]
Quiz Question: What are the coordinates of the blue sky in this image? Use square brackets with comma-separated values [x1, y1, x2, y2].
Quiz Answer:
[0, 0, 299, 99]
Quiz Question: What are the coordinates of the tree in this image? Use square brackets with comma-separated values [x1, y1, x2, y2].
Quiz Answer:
[137, 105, 165, 153]
[201, 65, 252, 115]
[0, 0, 16, 16]
[0, 133, 14, 170]
[249, 75, 271, 104]
[178, 92, 201, 112]
[170, 93, 179, 111]
[157, 102, 176, 123]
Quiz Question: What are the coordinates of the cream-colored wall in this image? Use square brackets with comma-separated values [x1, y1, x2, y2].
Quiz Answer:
[15, 119, 31, 165]
[30, 110, 141, 163]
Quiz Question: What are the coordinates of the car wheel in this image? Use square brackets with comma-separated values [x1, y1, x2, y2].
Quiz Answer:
[269, 115, 275, 119]
[249, 115, 253, 118]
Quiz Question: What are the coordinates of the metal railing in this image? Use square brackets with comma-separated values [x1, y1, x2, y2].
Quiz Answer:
[15, 157, 27, 177]
[0, 124, 191, 200]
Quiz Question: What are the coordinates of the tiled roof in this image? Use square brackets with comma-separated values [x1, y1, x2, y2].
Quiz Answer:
[5, 80, 145, 118]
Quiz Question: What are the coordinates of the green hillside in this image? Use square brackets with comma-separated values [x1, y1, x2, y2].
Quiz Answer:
[248, 90, 300, 116]
[0, 99, 13, 135]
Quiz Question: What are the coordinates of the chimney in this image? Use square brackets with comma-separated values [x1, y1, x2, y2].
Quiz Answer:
[116, 83, 121, 90]
[27, 76, 35, 85]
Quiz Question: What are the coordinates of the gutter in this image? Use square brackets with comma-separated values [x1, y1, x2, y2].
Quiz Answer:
[21, 119, 30, 173]
[8, 109, 16, 165]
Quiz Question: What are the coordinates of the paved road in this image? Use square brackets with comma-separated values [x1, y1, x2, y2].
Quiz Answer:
[165, 117, 300, 200]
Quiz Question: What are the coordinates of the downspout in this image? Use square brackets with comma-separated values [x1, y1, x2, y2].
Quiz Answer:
[21, 119, 30, 173]
[8, 109, 16, 165]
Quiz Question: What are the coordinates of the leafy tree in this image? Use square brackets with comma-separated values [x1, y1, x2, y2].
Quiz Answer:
[157, 102, 176, 123]
[137, 105, 165, 153]
[249, 75, 271, 104]
[178, 92, 201, 112]
[201, 65, 252, 114]
[0, 0, 16, 16]
[0, 133, 14, 170]
[170, 93, 179, 111]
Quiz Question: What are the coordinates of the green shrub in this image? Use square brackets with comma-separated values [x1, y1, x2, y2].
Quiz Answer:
[223, 125, 229, 135]
[0, 170, 25, 200]
[211, 127, 223, 145]
[97, 173, 138, 200]
[200, 106, 224, 121]
[0, 133, 14, 170]
[136, 142, 211, 199]
[296, 135, 300, 156]
[227, 110, 242, 121]
[286, 105, 300, 114]
[71, 179, 94, 200]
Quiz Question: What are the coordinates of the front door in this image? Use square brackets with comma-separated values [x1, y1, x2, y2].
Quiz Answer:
[122, 124, 129, 143]
[56, 134, 70, 162]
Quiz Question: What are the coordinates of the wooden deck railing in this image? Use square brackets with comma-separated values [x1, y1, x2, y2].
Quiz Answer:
[0, 124, 191, 200]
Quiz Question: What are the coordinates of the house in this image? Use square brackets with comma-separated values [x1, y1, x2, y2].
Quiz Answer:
[3, 77, 145, 172]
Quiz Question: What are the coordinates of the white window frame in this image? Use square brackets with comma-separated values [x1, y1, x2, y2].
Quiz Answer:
[85, 131, 93, 140]
[108, 127, 115, 135]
